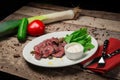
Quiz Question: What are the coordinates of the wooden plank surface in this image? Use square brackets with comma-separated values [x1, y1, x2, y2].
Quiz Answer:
[0, 2, 120, 80]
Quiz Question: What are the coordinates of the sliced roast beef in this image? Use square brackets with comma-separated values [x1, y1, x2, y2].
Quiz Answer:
[52, 46, 65, 58]
[33, 37, 66, 59]
[42, 45, 54, 58]
[34, 45, 40, 54]
[52, 44, 59, 53]
[51, 37, 59, 44]
[35, 52, 42, 60]
[52, 49, 64, 58]
[45, 39, 52, 46]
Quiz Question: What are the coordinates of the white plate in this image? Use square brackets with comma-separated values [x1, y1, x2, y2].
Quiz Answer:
[23, 31, 98, 68]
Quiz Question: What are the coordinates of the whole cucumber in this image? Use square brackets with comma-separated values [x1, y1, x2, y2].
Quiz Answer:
[17, 18, 28, 42]
[0, 20, 21, 37]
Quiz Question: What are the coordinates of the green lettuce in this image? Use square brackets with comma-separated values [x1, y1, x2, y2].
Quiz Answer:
[64, 28, 95, 52]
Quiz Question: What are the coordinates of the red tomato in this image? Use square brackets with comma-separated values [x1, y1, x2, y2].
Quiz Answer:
[27, 20, 45, 36]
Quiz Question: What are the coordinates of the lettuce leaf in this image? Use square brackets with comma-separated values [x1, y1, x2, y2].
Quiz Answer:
[64, 28, 95, 52]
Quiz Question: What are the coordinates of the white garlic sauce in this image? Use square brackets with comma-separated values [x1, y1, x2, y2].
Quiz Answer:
[66, 44, 83, 53]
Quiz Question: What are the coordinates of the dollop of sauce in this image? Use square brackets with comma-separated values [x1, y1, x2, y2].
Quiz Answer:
[64, 43, 84, 60]
[66, 44, 83, 53]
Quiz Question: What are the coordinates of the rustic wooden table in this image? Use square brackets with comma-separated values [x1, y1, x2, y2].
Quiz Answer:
[0, 2, 120, 80]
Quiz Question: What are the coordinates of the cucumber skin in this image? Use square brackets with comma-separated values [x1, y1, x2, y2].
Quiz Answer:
[17, 18, 28, 42]
[0, 20, 21, 37]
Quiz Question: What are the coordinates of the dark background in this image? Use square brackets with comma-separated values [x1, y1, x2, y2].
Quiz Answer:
[0, 0, 29, 20]
[0, 0, 119, 20]
[0, 0, 119, 79]
[36, 0, 120, 12]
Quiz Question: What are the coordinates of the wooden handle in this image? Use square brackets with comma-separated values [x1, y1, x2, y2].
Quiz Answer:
[102, 40, 109, 57]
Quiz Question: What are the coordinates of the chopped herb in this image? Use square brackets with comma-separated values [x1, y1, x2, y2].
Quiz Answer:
[30, 51, 35, 55]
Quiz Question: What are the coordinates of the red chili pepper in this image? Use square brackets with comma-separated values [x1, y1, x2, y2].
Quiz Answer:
[27, 20, 45, 36]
